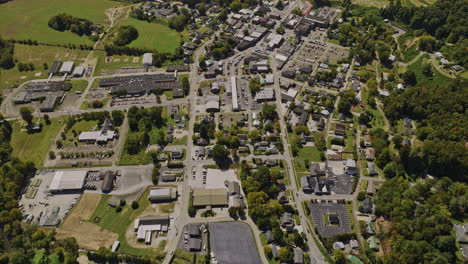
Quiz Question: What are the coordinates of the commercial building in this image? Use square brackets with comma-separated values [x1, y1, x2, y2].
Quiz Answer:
[101, 170, 116, 193]
[255, 87, 275, 102]
[48, 61, 62, 75]
[134, 216, 170, 243]
[49, 170, 87, 193]
[39, 91, 64, 112]
[99, 74, 181, 97]
[148, 187, 178, 202]
[78, 119, 116, 144]
[192, 188, 228, 207]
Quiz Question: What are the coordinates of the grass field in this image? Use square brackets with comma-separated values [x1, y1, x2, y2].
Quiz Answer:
[122, 18, 181, 53]
[64, 120, 98, 143]
[89, 189, 162, 256]
[92, 50, 142, 76]
[0, 44, 89, 92]
[408, 56, 451, 88]
[56, 193, 119, 250]
[69, 80, 88, 93]
[297, 146, 322, 162]
[11, 118, 63, 167]
[0, 0, 125, 45]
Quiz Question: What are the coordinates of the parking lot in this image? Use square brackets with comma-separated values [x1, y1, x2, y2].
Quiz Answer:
[209, 222, 261, 264]
[308, 201, 351, 237]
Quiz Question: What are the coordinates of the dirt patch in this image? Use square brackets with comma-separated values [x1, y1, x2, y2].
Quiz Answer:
[56, 194, 118, 250]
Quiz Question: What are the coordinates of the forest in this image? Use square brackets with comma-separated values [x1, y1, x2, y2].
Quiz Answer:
[0, 35, 14, 69]
[375, 177, 467, 264]
[0, 120, 80, 263]
[48, 13, 96, 37]
[383, 79, 467, 182]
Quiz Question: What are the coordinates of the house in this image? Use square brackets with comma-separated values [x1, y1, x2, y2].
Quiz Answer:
[317, 118, 325, 131]
[278, 192, 288, 204]
[265, 230, 274, 243]
[280, 212, 295, 231]
[293, 247, 304, 264]
[281, 69, 296, 79]
[403, 118, 412, 128]
[366, 221, 376, 234]
[171, 151, 183, 160]
[361, 198, 373, 214]
[454, 224, 468, 243]
[271, 245, 278, 259]
[350, 239, 359, 249]
[367, 163, 378, 177]
[333, 241, 345, 250]
[142, 53, 153, 67]
[335, 123, 346, 136]
[367, 236, 380, 251]
[364, 135, 372, 147]
[365, 148, 375, 161]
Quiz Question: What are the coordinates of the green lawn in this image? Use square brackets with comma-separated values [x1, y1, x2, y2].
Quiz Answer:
[33, 250, 61, 264]
[123, 18, 181, 53]
[69, 80, 88, 93]
[65, 120, 98, 140]
[80, 97, 110, 110]
[11, 118, 63, 167]
[297, 146, 322, 162]
[93, 50, 142, 76]
[169, 135, 188, 145]
[90, 190, 162, 256]
[408, 56, 451, 88]
[0, 0, 126, 45]
[402, 45, 420, 63]
[0, 44, 89, 92]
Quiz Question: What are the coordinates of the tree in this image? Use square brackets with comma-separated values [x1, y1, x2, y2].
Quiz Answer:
[264, 245, 273, 259]
[111, 110, 124, 126]
[422, 62, 433, 77]
[275, 0, 284, 9]
[401, 70, 417, 86]
[113, 25, 139, 46]
[131, 201, 139, 209]
[49, 151, 56, 159]
[262, 105, 278, 121]
[276, 26, 285, 34]
[152, 166, 159, 184]
[43, 114, 50, 125]
[20, 107, 33, 124]
[181, 76, 190, 95]
[249, 78, 261, 94]
[119, 199, 126, 206]
[357, 191, 366, 201]
[212, 144, 229, 163]
[278, 247, 291, 263]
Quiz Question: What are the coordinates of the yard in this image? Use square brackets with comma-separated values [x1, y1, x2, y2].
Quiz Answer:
[408, 56, 451, 88]
[122, 18, 181, 53]
[11, 118, 63, 167]
[63, 119, 99, 145]
[69, 80, 88, 93]
[0, 0, 126, 45]
[297, 146, 322, 162]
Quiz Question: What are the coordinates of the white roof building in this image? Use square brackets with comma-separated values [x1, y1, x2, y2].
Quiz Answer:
[142, 53, 153, 66]
[231, 76, 239, 111]
[49, 170, 87, 192]
[59, 61, 75, 74]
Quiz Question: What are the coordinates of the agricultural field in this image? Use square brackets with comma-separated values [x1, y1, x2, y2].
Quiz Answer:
[122, 18, 182, 53]
[11, 118, 64, 167]
[0, 0, 126, 45]
[0, 44, 89, 92]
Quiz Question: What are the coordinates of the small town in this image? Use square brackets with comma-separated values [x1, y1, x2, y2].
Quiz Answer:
[0, 0, 466, 263]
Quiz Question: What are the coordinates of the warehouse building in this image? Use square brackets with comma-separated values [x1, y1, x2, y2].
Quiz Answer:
[48, 61, 62, 75]
[49, 170, 88, 193]
[72, 65, 85, 77]
[101, 171, 116, 193]
[192, 188, 228, 207]
[78, 118, 116, 144]
[148, 187, 178, 202]
[231, 76, 239, 111]
[59, 61, 75, 75]
[39, 92, 64, 112]
[134, 216, 170, 243]
[99, 74, 182, 98]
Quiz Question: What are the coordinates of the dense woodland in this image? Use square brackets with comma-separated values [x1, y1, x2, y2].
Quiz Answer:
[384, 80, 468, 182]
[0, 35, 14, 69]
[375, 177, 467, 264]
[0, 120, 80, 263]
[48, 14, 97, 37]
[113, 25, 139, 46]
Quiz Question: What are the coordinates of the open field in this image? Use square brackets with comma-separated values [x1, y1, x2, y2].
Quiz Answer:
[11, 119, 63, 167]
[0, 0, 125, 45]
[123, 18, 181, 53]
[352, 0, 389, 8]
[56, 193, 119, 250]
[69, 80, 89, 93]
[90, 189, 162, 256]
[92, 50, 142, 76]
[0, 44, 89, 92]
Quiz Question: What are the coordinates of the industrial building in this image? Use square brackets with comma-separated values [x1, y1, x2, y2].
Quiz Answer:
[142, 53, 153, 67]
[48, 61, 62, 75]
[254, 87, 275, 102]
[72, 65, 85, 77]
[101, 170, 116, 193]
[192, 188, 228, 207]
[13, 82, 70, 107]
[99, 74, 182, 98]
[59, 61, 75, 75]
[49, 170, 88, 193]
[134, 216, 170, 244]
[148, 187, 178, 202]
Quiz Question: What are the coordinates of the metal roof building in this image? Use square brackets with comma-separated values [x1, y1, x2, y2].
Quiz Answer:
[230, 76, 239, 111]
[49, 170, 87, 192]
[148, 187, 177, 202]
[59, 61, 75, 74]
[142, 53, 153, 66]
[72, 65, 85, 77]
[192, 188, 228, 207]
